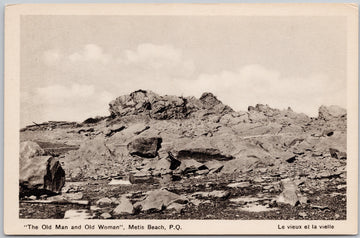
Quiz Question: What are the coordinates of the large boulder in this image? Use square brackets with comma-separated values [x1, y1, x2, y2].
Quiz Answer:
[318, 105, 346, 120]
[20, 155, 65, 195]
[175, 137, 235, 163]
[127, 137, 162, 158]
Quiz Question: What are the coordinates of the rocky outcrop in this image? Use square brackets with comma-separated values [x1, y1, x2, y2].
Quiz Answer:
[127, 137, 162, 158]
[108, 90, 233, 120]
[20, 141, 65, 196]
[318, 105, 346, 121]
[199, 92, 234, 114]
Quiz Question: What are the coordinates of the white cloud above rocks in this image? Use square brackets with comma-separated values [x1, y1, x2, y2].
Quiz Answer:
[182, 64, 345, 116]
[25, 43, 346, 127]
[68, 44, 112, 64]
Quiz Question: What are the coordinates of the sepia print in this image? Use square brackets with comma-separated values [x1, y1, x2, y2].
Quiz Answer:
[4, 3, 358, 235]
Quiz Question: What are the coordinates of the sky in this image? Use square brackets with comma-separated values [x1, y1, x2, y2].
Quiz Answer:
[20, 15, 347, 127]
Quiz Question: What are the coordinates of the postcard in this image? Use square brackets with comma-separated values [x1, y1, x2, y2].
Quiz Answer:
[4, 3, 358, 235]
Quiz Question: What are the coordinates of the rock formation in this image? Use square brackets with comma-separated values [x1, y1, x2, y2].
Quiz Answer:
[19, 90, 347, 220]
[20, 141, 65, 196]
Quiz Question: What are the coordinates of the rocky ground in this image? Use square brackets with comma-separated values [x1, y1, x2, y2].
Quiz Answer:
[19, 90, 347, 220]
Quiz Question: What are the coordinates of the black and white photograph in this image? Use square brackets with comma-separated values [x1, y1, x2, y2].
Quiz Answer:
[4, 3, 358, 235]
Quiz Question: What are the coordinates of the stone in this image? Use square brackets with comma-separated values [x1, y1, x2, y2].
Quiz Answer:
[129, 171, 155, 184]
[20, 141, 45, 159]
[135, 189, 187, 212]
[204, 161, 224, 173]
[167, 152, 181, 170]
[195, 169, 209, 175]
[329, 148, 347, 160]
[105, 124, 126, 137]
[318, 105, 346, 120]
[62, 192, 84, 200]
[96, 197, 113, 206]
[176, 159, 208, 175]
[229, 197, 260, 204]
[227, 182, 251, 188]
[100, 213, 112, 219]
[192, 190, 230, 199]
[127, 137, 162, 158]
[144, 158, 172, 174]
[221, 157, 259, 174]
[190, 199, 202, 206]
[199, 92, 234, 114]
[62, 138, 115, 180]
[276, 179, 299, 206]
[113, 196, 134, 215]
[29, 195, 37, 200]
[286, 156, 297, 163]
[238, 204, 278, 212]
[134, 125, 150, 135]
[108, 90, 233, 120]
[337, 184, 346, 190]
[63, 209, 93, 219]
[208, 190, 230, 199]
[177, 148, 234, 163]
[299, 196, 309, 205]
[167, 203, 186, 213]
[298, 212, 307, 218]
[20, 155, 65, 195]
[311, 205, 330, 210]
[90, 206, 101, 211]
[108, 179, 131, 185]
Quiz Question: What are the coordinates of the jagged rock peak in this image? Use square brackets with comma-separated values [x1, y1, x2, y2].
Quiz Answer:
[199, 92, 222, 108]
[318, 105, 346, 120]
[108, 90, 233, 120]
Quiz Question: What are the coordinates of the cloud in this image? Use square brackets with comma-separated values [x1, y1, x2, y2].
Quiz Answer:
[21, 83, 114, 126]
[182, 64, 346, 116]
[42, 49, 62, 66]
[35, 83, 95, 104]
[69, 44, 111, 64]
[125, 44, 182, 63]
[121, 43, 195, 77]
[29, 45, 345, 126]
